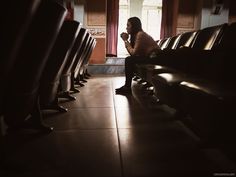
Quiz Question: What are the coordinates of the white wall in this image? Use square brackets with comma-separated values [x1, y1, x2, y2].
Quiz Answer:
[74, 2, 84, 25]
[200, 0, 229, 28]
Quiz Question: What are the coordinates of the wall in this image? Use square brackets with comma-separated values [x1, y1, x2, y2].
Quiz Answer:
[200, 0, 229, 28]
[85, 0, 106, 64]
[176, 0, 201, 34]
[176, 0, 230, 34]
[89, 38, 105, 64]
[74, 0, 106, 64]
[74, 1, 84, 25]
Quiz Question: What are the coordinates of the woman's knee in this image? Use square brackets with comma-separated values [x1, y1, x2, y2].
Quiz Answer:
[125, 56, 135, 65]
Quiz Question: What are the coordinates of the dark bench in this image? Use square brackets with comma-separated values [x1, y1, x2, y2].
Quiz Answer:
[135, 23, 227, 89]
[40, 20, 81, 112]
[136, 22, 236, 146]
[3, 0, 67, 131]
[0, 0, 42, 116]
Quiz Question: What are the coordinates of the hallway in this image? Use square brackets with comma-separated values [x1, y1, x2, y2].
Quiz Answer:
[0, 76, 235, 177]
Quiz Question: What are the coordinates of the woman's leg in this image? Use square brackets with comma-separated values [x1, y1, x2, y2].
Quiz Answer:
[116, 56, 147, 94]
[124, 56, 146, 87]
[124, 56, 134, 87]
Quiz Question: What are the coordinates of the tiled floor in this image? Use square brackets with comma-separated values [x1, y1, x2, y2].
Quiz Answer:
[0, 75, 236, 177]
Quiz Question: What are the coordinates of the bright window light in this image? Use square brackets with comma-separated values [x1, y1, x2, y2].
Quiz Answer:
[117, 0, 162, 57]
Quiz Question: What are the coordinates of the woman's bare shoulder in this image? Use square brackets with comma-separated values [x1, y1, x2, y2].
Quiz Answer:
[137, 31, 146, 35]
[136, 31, 148, 38]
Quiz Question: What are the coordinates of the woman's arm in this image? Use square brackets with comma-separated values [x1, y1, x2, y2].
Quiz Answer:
[120, 32, 132, 55]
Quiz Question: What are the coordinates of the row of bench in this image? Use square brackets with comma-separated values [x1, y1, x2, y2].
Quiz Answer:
[135, 22, 236, 146]
[0, 0, 96, 132]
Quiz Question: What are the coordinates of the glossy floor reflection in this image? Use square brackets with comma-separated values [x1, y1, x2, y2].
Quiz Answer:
[0, 75, 236, 177]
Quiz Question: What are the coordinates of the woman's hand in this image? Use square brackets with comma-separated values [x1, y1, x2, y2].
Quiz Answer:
[120, 32, 129, 41]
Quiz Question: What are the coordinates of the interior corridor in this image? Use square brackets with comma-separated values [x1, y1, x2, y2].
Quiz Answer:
[0, 75, 235, 177]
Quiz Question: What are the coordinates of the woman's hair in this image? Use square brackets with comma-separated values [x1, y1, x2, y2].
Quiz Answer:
[128, 17, 143, 47]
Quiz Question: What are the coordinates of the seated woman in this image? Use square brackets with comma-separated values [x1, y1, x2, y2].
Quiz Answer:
[116, 16, 160, 94]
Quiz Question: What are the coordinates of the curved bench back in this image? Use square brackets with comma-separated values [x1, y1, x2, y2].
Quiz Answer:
[0, 0, 42, 115]
[175, 31, 198, 48]
[190, 23, 228, 50]
[3, 0, 67, 127]
[40, 20, 81, 105]
[217, 22, 236, 52]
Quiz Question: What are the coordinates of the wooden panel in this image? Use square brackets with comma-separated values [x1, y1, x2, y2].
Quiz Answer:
[89, 38, 105, 64]
[177, 0, 196, 28]
[86, 0, 106, 26]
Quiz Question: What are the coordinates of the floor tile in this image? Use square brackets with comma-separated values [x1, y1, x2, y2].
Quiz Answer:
[118, 128, 214, 177]
[43, 108, 116, 130]
[1, 75, 235, 177]
[1, 130, 121, 177]
[60, 92, 114, 108]
[115, 105, 174, 129]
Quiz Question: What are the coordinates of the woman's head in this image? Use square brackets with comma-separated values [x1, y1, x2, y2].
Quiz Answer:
[126, 17, 142, 35]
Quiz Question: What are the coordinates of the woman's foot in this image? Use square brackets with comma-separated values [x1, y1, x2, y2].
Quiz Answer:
[115, 85, 132, 94]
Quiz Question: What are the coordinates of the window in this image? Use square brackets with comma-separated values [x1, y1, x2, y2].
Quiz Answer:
[118, 0, 130, 57]
[117, 0, 162, 57]
[142, 0, 162, 40]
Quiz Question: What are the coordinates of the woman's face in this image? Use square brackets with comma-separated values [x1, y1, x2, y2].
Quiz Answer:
[126, 21, 132, 34]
